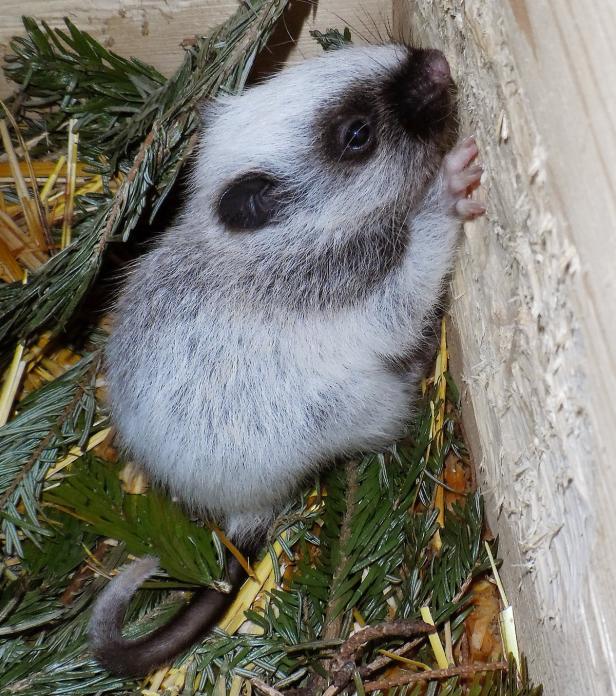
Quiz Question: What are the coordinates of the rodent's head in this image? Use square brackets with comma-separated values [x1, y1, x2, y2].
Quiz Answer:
[192, 44, 456, 241]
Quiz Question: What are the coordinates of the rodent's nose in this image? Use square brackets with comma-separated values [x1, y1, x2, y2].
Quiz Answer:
[384, 46, 455, 138]
[423, 49, 450, 85]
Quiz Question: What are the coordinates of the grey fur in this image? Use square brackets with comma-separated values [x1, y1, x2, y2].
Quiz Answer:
[91, 43, 484, 676]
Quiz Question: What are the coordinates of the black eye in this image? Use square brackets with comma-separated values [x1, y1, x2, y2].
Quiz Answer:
[341, 119, 372, 152]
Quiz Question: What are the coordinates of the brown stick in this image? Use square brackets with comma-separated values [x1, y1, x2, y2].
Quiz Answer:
[451, 571, 476, 605]
[60, 539, 109, 606]
[362, 661, 509, 692]
[357, 636, 425, 678]
[250, 677, 285, 696]
[331, 619, 435, 688]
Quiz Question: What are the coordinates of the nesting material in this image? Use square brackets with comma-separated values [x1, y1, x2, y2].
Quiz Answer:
[0, 14, 543, 695]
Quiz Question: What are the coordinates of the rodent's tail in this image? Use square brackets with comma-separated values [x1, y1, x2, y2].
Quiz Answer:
[88, 555, 246, 677]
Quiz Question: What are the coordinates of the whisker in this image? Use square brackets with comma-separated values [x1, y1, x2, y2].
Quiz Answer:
[358, 2, 389, 45]
[354, 6, 384, 45]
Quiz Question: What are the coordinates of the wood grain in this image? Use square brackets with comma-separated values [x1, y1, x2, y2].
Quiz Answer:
[393, 0, 616, 693]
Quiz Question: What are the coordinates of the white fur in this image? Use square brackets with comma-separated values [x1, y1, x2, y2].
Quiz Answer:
[106, 45, 470, 542]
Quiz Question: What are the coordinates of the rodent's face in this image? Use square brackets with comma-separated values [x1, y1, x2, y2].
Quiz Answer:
[194, 44, 456, 240]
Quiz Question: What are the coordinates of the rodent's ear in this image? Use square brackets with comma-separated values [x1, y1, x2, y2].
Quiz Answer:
[217, 173, 282, 231]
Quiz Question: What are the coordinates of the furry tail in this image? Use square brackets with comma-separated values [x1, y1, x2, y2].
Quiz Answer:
[88, 555, 246, 677]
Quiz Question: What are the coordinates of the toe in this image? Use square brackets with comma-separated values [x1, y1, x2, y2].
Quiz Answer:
[450, 164, 483, 196]
[455, 198, 486, 220]
[444, 136, 479, 175]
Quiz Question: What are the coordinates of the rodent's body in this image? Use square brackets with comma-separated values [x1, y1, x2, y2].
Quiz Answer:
[107, 44, 465, 541]
[93, 42, 485, 676]
[108, 217, 438, 537]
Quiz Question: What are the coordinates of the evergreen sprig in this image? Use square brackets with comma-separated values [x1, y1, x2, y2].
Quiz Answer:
[0, 352, 102, 556]
[309, 27, 352, 52]
[4, 17, 167, 155]
[45, 456, 224, 586]
[0, 0, 290, 355]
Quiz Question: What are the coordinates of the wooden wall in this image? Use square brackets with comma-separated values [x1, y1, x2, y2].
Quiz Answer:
[393, 1, 616, 694]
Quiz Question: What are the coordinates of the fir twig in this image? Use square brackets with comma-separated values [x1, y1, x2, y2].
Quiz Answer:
[0, 0, 290, 354]
[0, 352, 102, 555]
[0, 358, 97, 510]
[309, 28, 352, 51]
[44, 456, 224, 585]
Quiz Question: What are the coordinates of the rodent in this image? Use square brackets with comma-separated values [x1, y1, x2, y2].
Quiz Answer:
[88, 42, 485, 677]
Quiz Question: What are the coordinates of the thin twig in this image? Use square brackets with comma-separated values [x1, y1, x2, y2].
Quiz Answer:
[452, 570, 475, 604]
[0, 356, 99, 510]
[331, 619, 435, 688]
[60, 538, 109, 605]
[357, 636, 425, 677]
[362, 661, 509, 692]
[250, 677, 285, 696]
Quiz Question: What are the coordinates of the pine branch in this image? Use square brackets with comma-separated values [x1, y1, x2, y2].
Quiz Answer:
[0, 0, 290, 356]
[44, 455, 224, 586]
[0, 352, 102, 555]
[322, 459, 358, 637]
[4, 17, 167, 156]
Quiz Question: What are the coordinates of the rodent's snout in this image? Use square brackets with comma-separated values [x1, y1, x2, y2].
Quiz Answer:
[386, 46, 456, 139]
[421, 49, 451, 86]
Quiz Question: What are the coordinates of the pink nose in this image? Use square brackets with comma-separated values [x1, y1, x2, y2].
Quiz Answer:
[424, 49, 451, 85]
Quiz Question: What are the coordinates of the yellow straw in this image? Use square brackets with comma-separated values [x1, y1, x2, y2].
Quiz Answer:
[420, 606, 450, 669]
[61, 120, 79, 249]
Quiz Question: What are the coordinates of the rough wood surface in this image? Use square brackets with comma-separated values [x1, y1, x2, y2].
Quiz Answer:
[0, 0, 392, 97]
[393, 1, 616, 694]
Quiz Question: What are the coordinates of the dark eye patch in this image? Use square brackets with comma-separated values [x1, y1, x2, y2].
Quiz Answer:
[218, 173, 283, 231]
[317, 89, 379, 164]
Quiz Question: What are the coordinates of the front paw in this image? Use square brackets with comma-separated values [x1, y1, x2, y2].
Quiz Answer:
[441, 136, 485, 221]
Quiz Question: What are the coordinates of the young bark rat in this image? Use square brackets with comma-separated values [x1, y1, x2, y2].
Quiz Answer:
[89, 43, 485, 677]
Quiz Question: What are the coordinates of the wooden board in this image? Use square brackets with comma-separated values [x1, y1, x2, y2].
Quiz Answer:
[0, 0, 392, 98]
[393, 0, 616, 693]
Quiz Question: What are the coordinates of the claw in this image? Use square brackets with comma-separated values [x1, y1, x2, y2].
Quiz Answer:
[444, 137, 479, 176]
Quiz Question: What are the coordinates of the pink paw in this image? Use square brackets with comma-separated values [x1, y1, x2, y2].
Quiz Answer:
[441, 136, 485, 220]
